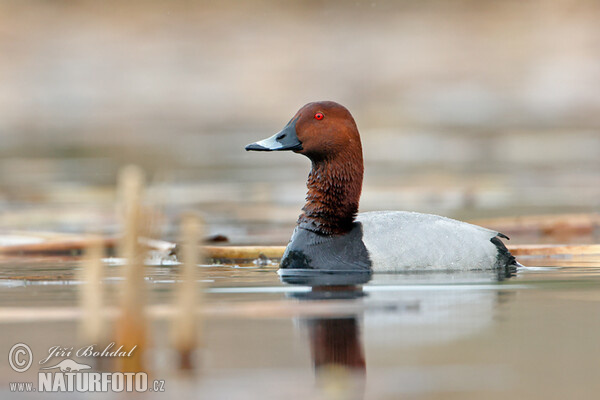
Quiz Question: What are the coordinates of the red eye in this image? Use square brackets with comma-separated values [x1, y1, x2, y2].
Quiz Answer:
[314, 112, 324, 120]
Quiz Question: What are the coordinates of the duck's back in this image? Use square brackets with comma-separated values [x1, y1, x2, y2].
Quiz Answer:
[357, 211, 514, 272]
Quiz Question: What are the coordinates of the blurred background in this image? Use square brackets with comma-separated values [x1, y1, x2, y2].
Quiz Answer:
[1, 0, 599, 244]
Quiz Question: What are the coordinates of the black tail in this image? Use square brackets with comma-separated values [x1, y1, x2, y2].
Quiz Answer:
[490, 235, 518, 279]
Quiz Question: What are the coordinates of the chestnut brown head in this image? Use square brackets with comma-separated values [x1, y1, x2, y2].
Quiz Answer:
[245, 101, 361, 162]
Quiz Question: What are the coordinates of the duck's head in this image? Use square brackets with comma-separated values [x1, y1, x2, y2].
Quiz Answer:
[245, 101, 361, 161]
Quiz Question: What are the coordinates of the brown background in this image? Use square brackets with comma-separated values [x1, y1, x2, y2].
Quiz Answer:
[1, 0, 598, 242]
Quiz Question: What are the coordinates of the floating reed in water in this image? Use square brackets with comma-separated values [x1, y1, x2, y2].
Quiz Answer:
[203, 245, 286, 261]
[114, 165, 148, 373]
[0, 234, 172, 256]
[204, 244, 600, 260]
[507, 244, 600, 256]
[171, 213, 205, 370]
[0, 211, 597, 261]
[472, 213, 600, 240]
[2, 238, 599, 261]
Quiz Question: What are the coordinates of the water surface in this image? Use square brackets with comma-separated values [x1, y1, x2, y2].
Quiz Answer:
[1, 255, 599, 399]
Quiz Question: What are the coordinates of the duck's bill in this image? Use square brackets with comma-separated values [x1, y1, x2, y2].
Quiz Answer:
[245, 119, 302, 151]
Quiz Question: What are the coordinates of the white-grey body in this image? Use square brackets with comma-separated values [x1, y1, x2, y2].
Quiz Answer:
[279, 210, 515, 273]
[357, 211, 507, 272]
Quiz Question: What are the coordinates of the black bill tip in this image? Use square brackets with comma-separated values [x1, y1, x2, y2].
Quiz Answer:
[245, 143, 272, 151]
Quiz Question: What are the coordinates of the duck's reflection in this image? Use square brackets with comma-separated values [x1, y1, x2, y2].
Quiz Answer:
[283, 273, 371, 400]
[280, 268, 516, 399]
[308, 315, 366, 399]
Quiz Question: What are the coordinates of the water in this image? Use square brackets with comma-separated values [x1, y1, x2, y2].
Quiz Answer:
[1, 255, 599, 399]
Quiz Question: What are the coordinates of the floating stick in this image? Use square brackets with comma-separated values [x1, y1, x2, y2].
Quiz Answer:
[507, 244, 600, 256]
[203, 245, 285, 260]
[171, 213, 205, 370]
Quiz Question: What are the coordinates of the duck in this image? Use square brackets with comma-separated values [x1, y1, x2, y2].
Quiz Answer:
[245, 101, 520, 274]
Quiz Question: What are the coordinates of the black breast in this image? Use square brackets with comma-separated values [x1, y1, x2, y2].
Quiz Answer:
[279, 222, 372, 271]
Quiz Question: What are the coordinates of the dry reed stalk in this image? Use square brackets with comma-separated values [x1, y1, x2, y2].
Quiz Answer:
[114, 165, 148, 373]
[171, 213, 205, 370]
[78, 236, 105, 344]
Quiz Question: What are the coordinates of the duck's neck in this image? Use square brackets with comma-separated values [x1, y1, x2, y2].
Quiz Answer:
[298, 151, 363, 235]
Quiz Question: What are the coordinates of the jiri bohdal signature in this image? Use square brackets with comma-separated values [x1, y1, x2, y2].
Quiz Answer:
[38, 342, 137, 365]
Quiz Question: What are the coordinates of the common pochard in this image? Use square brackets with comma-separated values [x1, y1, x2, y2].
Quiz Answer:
[246, 101, 520, 274]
